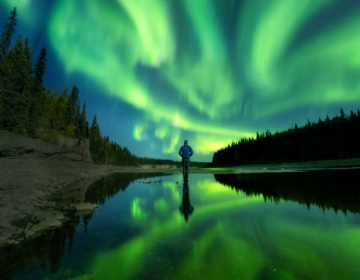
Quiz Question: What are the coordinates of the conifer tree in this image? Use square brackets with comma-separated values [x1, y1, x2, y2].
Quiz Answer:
[0, 7, 17, 59]
[5, 36, 32, 93]
[89, 114, 102, 163]
[79, 102, 87, 138]
[1, 36, 32, 132]
[28, 47, 47, 136]
[67, 84, 80, 127]
[0, 8, 17, 126]
[75, 98, 80, 136]
[294, 123, 299, 133]
[33, 47, 47, 90]
[340, 108, 345, 119]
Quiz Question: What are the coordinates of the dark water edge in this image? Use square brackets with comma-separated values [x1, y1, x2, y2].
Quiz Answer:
[0, 173, 166, 280]
[84, 172, 169, 205]
[215, 168, 360, 214]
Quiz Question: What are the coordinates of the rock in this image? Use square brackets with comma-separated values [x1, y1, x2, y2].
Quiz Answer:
[38, 201, 56, 208]
[24, 228, 36, 239]
[30, 219, 62, 233]
[0, 236, 8, 244]
[6, 239, 20, 245]
[73, 203, 98, 212]
[33, 210, 65, 223]
[0, 221, 12, 229]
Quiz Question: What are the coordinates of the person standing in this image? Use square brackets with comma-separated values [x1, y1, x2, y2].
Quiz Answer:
[179, 140, 193, 180]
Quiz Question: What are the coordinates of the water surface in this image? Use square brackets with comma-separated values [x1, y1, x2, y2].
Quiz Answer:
[3, 170, 360, 280]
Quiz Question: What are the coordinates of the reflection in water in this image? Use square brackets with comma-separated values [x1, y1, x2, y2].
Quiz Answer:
[0, 173, 165, 280]
[215, 169, 360, 214]
[179, 181, 194, 222]
[85, 172, 165, 205]
[4, 172, 360, 280]
[0, 219, 78, 280]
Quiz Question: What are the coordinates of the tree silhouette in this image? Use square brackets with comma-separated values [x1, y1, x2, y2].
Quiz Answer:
[213, 108, 360, 165]
[0, 7, 17, 59]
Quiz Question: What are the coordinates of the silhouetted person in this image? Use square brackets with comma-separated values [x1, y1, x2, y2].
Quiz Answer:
[179, 181, 194, 222]
[179, 140, 193, 180]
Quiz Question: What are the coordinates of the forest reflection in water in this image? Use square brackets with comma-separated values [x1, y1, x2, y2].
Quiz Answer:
[1, 170, 360, 280]
[215, 168, 360, 214]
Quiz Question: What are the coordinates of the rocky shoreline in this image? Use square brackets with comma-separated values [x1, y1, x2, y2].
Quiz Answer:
[0, 130, 164, 247]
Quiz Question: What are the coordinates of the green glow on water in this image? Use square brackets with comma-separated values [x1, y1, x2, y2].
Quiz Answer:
[154, 198, 170, 214]
[85, 174, 360, 279]
[262, 219, 360, 279]
[5, 172, 360, 279]
[91, 212, 185, 279]
[90, 176, 267, 279]
[175, 221, 265, 279]
[130, 198, 147, 220]
[82, 174, 359, 279]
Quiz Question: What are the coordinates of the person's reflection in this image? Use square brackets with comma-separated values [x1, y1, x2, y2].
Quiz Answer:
[179, 180, 194, 222]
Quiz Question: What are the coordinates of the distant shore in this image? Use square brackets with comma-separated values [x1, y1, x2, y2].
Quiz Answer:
[208, 157, 360, 172]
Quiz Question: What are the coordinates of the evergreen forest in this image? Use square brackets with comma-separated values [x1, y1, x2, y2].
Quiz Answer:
[0, 8, 186, 167]
[212, 108, 360, 166]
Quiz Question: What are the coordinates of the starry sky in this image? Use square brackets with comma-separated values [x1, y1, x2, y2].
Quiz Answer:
[1, 0, 360, 162]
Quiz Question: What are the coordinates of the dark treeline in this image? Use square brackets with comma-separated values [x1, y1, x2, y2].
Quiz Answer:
[0, 8, 183, 166]
[214, 169, 360, 214]
[213, 108, 360, 165]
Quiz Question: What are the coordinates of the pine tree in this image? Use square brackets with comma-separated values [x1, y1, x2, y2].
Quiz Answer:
[1, 36, 32, 132]
[294, 123, 299, 133]
[0, 8, 18, 128]
[5, 36, 32, 93]
[75, 97, 80, 136]
[27, 41, 48, 136]
[66, 84, 80, 131]
[33, 47, 47, 90]
[0, 7, 17, 59]
[46, 88, 68, 131]
[340, 108, 345, 119]
[79, 102, 87, 138]
[89, 115, 102, 162]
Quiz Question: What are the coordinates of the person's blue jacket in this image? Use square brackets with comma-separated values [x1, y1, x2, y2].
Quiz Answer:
[179, 145, 193, 158]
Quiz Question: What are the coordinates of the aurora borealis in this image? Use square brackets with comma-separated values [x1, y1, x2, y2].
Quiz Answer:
[2, 0, 360, 161]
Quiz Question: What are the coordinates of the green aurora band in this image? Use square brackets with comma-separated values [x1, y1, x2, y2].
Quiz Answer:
[4, 0, 360, 159]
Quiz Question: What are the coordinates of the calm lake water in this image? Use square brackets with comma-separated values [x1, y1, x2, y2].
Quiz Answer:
[2, 170, 360, 280]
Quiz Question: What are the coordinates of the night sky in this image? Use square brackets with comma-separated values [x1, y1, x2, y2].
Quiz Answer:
[1, 0, 360, 162]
